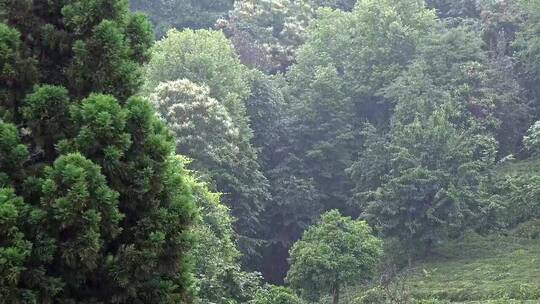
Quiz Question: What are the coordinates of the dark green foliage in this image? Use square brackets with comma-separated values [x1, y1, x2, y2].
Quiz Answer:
[1, 0, 153, 103]
[130, 0, 234, 37]
[0, 22, 37, 121]
[0, 187, 32, 301]
[0, 0, 197, 302]
[0, 122, 28, 185]
[310, 0, 357, 10]
[68, 94, 132, 173]
[425, 0, 481, 19]
[36, 153, 123, 299]
[481, 158, 540, 231]
[351, 23, 505, 260]
[284, 0, 436, 217]
[513, 0, 540, 113]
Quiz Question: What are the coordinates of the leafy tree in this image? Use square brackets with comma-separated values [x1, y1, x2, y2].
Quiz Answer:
[481, 170, 540, 231]
[149, 78, 269, 259]
[239, 71, 323, 283]
[286, 210, 382, 304]
[130, 0, 234, 37]
[363, 116, 495, 262]
[284, 0, 436, 216]
[513, 0, 540, 113]
[218, 0, 360, 73]
[219, 0, 317, 73]
[352, 24, 500, 261]
[144, 29, 252, 131]
[244, 71, 286, 170]
[309, 0, 357, 10]
[145, 34, 270, 264]
[183, 158, 263, 304]
[0, 0, 197, 302]
[425, 0, 480, 19]
[251, 285, 305, 304]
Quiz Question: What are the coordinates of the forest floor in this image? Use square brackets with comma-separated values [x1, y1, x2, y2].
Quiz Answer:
[406, 233, 540, 303]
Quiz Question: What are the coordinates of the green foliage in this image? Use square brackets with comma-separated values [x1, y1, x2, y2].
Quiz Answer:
[0, 187, 32, 301]
[220, 0, 317, 73]
[283, 0, 437, 218]
[352, 22, 502, 259]
[130, 0, 234, 37]
[287, 210, 382, 303]
[0, 22, 37, 121]
[2, 0, 153, 103]
[358, 111, 496, 260]
[145, 29, 269, 263]
[181, 160, 263, 304]
[353, 287, 387, 304]
[405, 233, 540, 302]
[22, 85, 70, 160]
[251, 285, 305, 304]
[513, 0, 540, 105]
[0, 0, 198, 302]
[523, 121, 540, 154]
[38, 153, 123, 290]
[481, 159, 540, 230]
[425, 0, 480, 19]
[0, 121, 28, 184]
[513, 220, 540, 240]
[144, 29, 251, 113]
[68, 93, 132, 173]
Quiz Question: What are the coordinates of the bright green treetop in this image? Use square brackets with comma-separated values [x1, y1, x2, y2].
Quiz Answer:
[286, 210, 382, 304]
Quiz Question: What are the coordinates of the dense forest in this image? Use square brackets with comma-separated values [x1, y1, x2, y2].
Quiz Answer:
[1, 0, 539, 303]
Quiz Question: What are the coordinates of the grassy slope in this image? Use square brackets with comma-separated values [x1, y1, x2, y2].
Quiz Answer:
[406, 159, 540, 303]
[407, 233, 540, 303]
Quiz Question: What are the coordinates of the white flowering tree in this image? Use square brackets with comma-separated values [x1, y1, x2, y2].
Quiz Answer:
[524, 121, 540, 154]
[150, 79, 269, 262]
[151, 80, 240, 175]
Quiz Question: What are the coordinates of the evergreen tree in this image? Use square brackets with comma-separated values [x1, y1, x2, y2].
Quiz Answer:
[0, 0, 197, 302]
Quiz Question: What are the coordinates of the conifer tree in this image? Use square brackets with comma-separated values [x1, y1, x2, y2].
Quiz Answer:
[0, 0, 197, 302]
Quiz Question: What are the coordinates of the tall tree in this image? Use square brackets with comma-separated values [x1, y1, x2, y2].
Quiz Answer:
[285, 0, 436, 216]
[513, 0, 540, 117]
[352, 24, 500, 261]
[144, 31, 269, 265]
[184, 158, 262, 304]
[148, 79, 268, 253]
[0, 0, 197, 302]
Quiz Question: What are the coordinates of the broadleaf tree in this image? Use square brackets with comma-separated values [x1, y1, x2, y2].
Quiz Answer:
[286, 210, 382, 304]
[144, 29, 270, 265]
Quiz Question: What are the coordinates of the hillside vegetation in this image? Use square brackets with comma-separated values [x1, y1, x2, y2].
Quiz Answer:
[408, 233, 540, 303]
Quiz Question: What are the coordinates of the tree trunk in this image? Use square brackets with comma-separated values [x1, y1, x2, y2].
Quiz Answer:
[332, 283, 340, 304]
